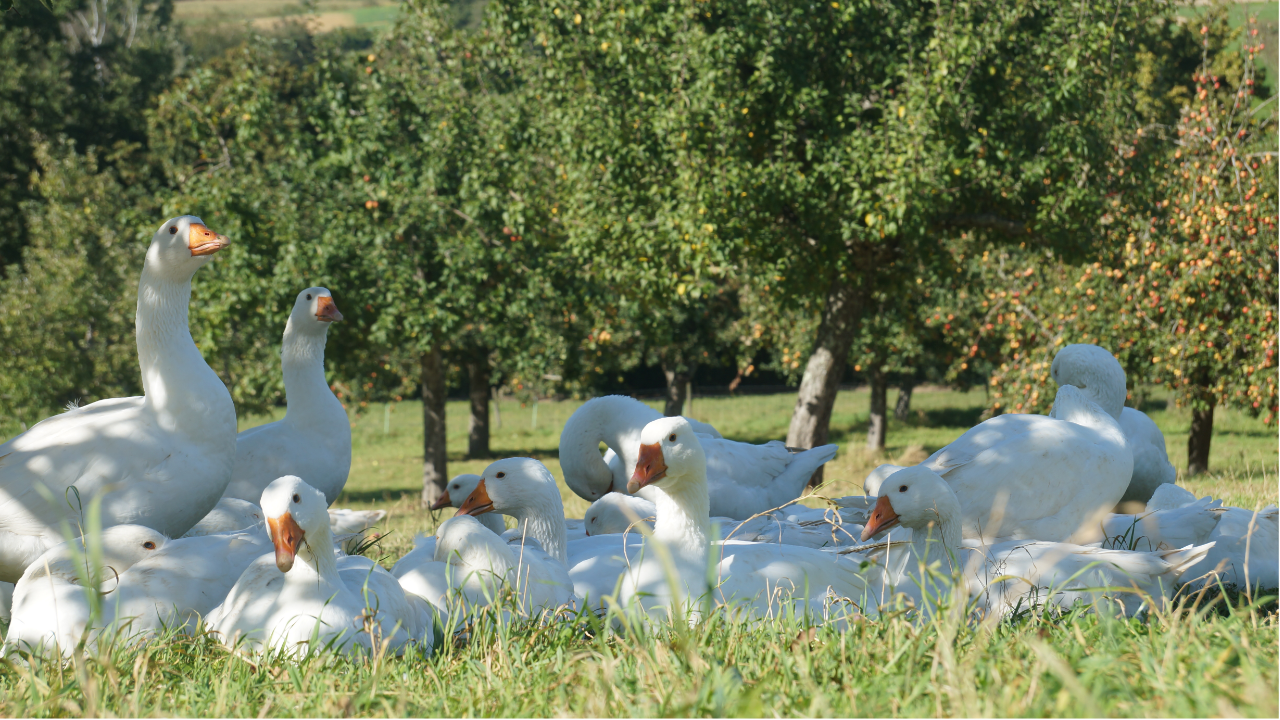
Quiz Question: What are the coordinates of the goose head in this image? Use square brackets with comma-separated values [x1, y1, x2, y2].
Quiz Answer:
[35, 525, 166, 587]
[430, 473, 484, 512]
[627, 416, 705, 494]
[288, 287, 343, 336]
[261, 475, 328, 572]
[144, 216, 229, 281]
[456, 458, 557, 518]
[584, 493, 654, 535]
[1047, 384, 1115, 429]
[1050, 344, 1127, 420]
[861, 466, 961, 541]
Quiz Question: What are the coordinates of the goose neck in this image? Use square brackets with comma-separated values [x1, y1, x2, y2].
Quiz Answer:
[281, 321, 340, 423]
[562, 397, 652, 495]
[294, 526, 340, 582]
[510, 493, 568, 565]
[651, 471, 711, 560]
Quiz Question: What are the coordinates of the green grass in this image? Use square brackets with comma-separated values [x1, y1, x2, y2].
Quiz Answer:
[1, 388, 1276, 717]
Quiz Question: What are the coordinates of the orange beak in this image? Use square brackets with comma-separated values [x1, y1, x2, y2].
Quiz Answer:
[860, 495, 901, 541]
[429, 490, 452, 511]
[627, 442, 667, 494]
[267, 512, 306, 572]
[457, 479, 494, 516]
[316, 295, 343, 322]
[188, 223, 230, 256]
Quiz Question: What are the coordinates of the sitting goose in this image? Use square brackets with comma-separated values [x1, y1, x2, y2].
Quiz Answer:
[207, 476, 431, 657]
[1050, 343, 1176, 504]
[222, 288, 351, 506]
[860, 466, 1213, 619]
[3, 526, 168, 658]
[0, 217, 235, 583]
[866, 385, 1132, 544]
[559, 395, 838, 519]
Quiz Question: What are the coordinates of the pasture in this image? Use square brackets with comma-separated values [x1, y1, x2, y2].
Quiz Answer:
[2, 389, 1271, 718]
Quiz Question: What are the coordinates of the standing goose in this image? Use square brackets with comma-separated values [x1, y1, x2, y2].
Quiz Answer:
[222, 287, 351, 506]
[0, 216, 235, 583]
[866, 385, 1132, 544]
[207, 476, 431, 657]
[1050, 343, 1176, 504]
[860, 466, 1214, 619]
[559, 395, 837, 519]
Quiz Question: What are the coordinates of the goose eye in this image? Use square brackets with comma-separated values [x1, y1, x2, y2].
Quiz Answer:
[496, 472, 506, 479]
[143, 541, 156, 549]
[293, 493, 301, 503]
[590, 517, 597, 523]
[898, 485, 908, 493]
[306, 293, 313, 301]
[668, 433, 677, 442]
[168, 226, 177, 234]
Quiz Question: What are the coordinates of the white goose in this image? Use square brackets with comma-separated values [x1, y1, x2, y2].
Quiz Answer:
[1050, 343, 1176, 503]
[183, 498, 265, 537]
[206, 476, 431, 657]
[866, 385, 1132, 544]
[557, 418, 872, 622]
[397, 514, 574, 620]
[3, 525, 167, 658]
[222, 288, 351, 506]
[429, 474, 507, 536]
[559, 395, 838, 519]
[860, 467, 1213, 619]
[0, 217, 235, 583]
[1103, 484, 1277, 591]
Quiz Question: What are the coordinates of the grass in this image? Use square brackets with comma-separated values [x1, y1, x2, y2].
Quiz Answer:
[1, 388, 1276, 717]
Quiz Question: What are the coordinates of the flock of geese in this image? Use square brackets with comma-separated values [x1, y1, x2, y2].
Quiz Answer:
[0, 216, 1276, 660]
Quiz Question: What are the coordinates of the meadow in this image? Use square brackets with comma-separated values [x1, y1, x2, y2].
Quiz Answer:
[4, 388, 1271, 718]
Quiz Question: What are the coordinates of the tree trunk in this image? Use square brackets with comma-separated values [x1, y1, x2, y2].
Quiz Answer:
[1187, 399, 1215, 476]
[866, 367, 887, 451]
[894, 383, 914, 421]
[787, 275, 864, 486]
[661, 363, 696, 417]
[420, 347, 447, 507]
[467, 357, 491, 459]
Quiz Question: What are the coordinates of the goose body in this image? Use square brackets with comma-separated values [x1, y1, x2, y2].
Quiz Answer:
[560, 395, 837, 519]
[183, 498, 265, 537]
[1050, 343, 1176, 503]
[868, 385, 1131, 544]
[3, 526, 167, 658]
[223, 288, 351, 507]
[861, 467, 1213, 619]
[0, 217, 235, 583]
[207, 476, 431, 657]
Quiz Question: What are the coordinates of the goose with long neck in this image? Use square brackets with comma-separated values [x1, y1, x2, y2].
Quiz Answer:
[866, 385, 1133, 544]
[207, 476, 431, 657]
[861, 466, 1215, 619]
[0, 216, 235, 583]
[559, 395, 838, 520]
[1050, 343, 1175, 504]
[457, 458, 569, 564]
[222, 287, 351, 506]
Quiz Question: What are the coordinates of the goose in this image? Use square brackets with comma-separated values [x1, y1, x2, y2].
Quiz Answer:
[582, 492, 862, 548]
[568, 418, 872, 623]
[559, 395, 838, 519]
[206, 476, 431, 657]
[222, 288, 351, 507]
[865, 385, 1132, 544]
[328, 508, 388, 554]
[0, 217, 236, 583]
[3, 525, 167, 658]
[98, 530, 270, 640]
[183, 498, 265, 537]
[397, 514, 574, 620]
[860, 466, 1214, 619]
[1102, 484, 1278, 591]
[1050, 343, 1176, 503]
